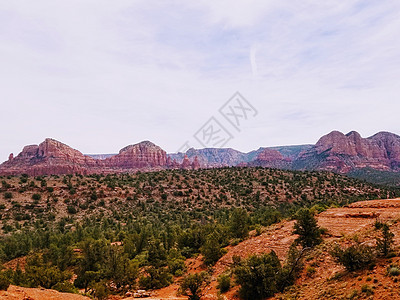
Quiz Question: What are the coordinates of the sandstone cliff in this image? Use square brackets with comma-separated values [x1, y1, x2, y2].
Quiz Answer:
[294, 131, 400, 173]
[1, 131, 400, 176]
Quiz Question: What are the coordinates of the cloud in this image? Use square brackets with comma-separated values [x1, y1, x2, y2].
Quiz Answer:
[0, 0, 399, 159]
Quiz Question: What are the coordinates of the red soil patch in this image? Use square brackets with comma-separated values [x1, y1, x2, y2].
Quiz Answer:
[0, 285, 90, 300]
[3, 256, 27, 271]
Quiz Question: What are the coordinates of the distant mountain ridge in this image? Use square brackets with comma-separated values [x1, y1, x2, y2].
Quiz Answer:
[87, 154, 116, 160]
[1, 131, 400, 178]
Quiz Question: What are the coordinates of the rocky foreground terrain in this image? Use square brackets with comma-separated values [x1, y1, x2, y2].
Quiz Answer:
[0, 168, 398, 299]
[152, 198, 400, 300]
[3, 198, 400, 299]
[1, 131, 400, 179]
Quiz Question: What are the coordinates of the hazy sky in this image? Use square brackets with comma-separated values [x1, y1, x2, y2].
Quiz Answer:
[1, 0, 400, 160]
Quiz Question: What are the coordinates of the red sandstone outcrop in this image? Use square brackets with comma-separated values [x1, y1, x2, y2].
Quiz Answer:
[295, 131, 400, 173]
[0, 139, 101, 176]
[166, 156, 180, 169]
[192, 156, 201, 170]
[105, 141, 167, 169]
[0, 139, 168, 176]
[370, 132, 400, 170]
[1, 131, 400, 176]
[181, 155, 191, 169]
[256, 148, 285, 161]
[248, 148, 291, 169]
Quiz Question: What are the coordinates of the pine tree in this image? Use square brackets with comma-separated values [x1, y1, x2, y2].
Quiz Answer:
[376, 223, 394, 257]
[229, 208, 249, 239]
[293, 208, 322, 248]
[200, 234, 224, 265]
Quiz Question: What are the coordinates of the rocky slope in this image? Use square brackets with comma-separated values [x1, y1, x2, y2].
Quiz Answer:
[205, 198, 400, 300]
[0, 285, 90, 300]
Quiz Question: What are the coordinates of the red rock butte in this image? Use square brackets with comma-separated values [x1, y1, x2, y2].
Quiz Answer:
[0, 138, 200, 176]
[1, 130, 400, 176]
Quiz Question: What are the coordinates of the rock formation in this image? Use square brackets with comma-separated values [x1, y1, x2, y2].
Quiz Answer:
[0, 139, 101, 176]
[105, 141, 167, 170]
[294, 131, 400, 173]
[169, 148, 248, 168]
[0, 139, 168, 175]
[1, 131, 400, 176]
[192, 156, 201, 170]
[248, 148, 292, 169]
[180, 155, 192, 169]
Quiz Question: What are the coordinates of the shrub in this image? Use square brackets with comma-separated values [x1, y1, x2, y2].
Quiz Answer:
[217, 274, 231, 293]
[276, 242, 304, 290]
[200, 234, 225, 266]
[306, 266, 316, 277]
[52, 281, 78, 293]
[361, 284, 374, 296]
[92, 280, 109, 300]
[168, 257, 186, 276]
[20, 175, 28, 184]
[90, 192, 98, 201]
[387, 266, 400, 276]
[25, 259, 72, 289]
[293, 208, 322, 248]
[1, 180, 11, 189]
[234, 251, 282, 300]
[179, 272, 209, 300]
[67, 205, 77, 214]
[374, 219, 384, 230]
[139, 267, 172, 290]
[348, 289, 359, 299]
[0, 274, 10, 291]
[4, 192, 13, 199]
[330, 243, 376, 271]
[32, 193, 41, 201]
[229, 208, 249, 239]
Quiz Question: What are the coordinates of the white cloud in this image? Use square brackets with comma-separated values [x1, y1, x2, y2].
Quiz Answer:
[0, 0, 400, 159]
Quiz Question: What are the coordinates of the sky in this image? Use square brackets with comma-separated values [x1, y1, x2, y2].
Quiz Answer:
[0, 0, 400, 160]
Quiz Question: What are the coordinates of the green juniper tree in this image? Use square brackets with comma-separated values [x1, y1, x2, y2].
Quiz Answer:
[179, 272, 208, 300]
[376, 223, 394, 257]
[293, 208, 322, 248]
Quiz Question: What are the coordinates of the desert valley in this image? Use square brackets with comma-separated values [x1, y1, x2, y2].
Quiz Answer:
[2, 1, 400, 299]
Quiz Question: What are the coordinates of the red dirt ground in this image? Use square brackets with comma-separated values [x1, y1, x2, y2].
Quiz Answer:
[0, 285, 90, 300]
